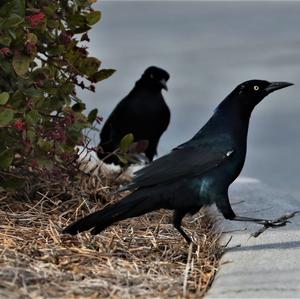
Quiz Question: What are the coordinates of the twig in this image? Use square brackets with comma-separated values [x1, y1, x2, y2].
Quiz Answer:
[183, 242, 193, 297]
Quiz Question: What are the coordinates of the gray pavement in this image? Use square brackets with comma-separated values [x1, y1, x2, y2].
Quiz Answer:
[206, 178, 300, 298]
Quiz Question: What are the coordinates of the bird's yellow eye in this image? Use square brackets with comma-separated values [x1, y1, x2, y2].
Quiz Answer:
[254, 85, 259, 91]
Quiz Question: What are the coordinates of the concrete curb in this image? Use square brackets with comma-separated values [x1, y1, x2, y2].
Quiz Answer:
[206, 179, 300, 298]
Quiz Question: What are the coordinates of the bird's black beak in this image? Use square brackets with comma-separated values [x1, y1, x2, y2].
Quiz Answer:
[264, 81, 294, 93]
[160, 78, 168, 91]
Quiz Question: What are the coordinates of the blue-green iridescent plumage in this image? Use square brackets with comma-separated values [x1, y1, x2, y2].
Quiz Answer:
[63, 80, 293, 243]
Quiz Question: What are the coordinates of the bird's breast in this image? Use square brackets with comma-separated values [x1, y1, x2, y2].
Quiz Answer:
[194, 146, 247, 205]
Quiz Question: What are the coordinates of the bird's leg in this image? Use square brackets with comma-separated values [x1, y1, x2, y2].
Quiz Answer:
[173, 210, 192, 244]
[217, 196, 288, 228]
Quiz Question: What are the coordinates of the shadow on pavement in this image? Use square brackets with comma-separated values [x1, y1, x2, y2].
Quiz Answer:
[228, 240, 300, 252]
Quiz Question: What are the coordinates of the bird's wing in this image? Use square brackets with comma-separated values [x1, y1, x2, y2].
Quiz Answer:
[122, 144, 234, 190]
[100, 98, 134, 144]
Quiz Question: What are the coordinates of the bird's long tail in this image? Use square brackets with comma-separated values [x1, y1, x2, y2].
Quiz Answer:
[62, 192, 161, 235]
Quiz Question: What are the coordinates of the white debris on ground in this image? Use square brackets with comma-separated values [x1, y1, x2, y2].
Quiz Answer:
[76, 146, 262, 185]
[76, 146, 146, 180]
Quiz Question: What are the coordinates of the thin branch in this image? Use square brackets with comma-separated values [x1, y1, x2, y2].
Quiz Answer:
[36, 53, 95, 92]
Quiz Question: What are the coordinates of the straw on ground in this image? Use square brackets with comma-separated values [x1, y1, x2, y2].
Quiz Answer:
[0, 174, 222, 298]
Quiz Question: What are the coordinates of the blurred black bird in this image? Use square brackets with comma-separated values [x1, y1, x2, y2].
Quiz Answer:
[97, 66, 170, 165]
[64, 80, 293, 243]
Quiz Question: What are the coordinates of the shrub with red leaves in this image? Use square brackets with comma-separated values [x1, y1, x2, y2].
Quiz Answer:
[0, 1, 115, 191]
[13, 119, 26, 131]
[0, 47, 11, 57]
[26, 12, 45, 28]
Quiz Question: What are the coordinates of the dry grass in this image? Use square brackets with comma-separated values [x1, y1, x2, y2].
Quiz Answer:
[0, 172, 222, 299]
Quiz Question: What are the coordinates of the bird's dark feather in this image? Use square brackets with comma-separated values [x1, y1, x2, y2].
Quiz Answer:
[98, 66, 170, 164]
[63, 79, 293, 243]
[122, 144, 233, 191]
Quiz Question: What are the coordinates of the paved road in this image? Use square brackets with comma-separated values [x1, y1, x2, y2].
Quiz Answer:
[206, 179, 300, 298]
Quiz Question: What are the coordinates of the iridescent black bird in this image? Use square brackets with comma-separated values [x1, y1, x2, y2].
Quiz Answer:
[97, 66, 170, 165]
[64, 80, 293, 243]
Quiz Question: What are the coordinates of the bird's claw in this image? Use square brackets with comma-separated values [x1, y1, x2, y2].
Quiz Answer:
[259, 219, 289, 228]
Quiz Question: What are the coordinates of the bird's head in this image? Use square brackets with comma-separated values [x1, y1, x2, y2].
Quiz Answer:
[233, 79, 294, 109]
[140, 66, 170, 91]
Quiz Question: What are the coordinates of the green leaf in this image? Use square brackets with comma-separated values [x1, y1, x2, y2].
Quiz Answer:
[25, 110, 40, 124]
[72, 102, 86, 112]
[58, 82, 74, 96]
[37, 138, 54, 152]
[10, 90, 24, 108]
[116, 154, 129, 165]
[47, 45, 65, 56]
[86, 11, 101, 26]
[0, 35, 12, 46]
[0, 92, 9, 105]
[120, 133, 134, 151]
[0, 149, 13, 169]
[4, 13, 24, 28]
[26, 129, 36, 143]
[0, 61, 13, 74]
[36, 158, 53, 170]
[23, 87, 43, 98]
[91, 69, 116, 82]
[0, 109, 14, 126]
[87, 108, 98, 123]
[10, 0, 25, 17]
[67, 122, 89, 144]
[12, 54, 32, 76]
[43, 4, 58, 17]
[8, 28, 16, 40]
[79, 57, 101, 77]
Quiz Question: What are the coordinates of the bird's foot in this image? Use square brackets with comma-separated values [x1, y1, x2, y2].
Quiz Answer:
[251, 211, 300, 238]
[258, 219, 289, 228]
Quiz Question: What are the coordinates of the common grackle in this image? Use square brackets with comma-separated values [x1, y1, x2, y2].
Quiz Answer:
[64, 80, 293, 243]
[97, 66, 170, 165]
